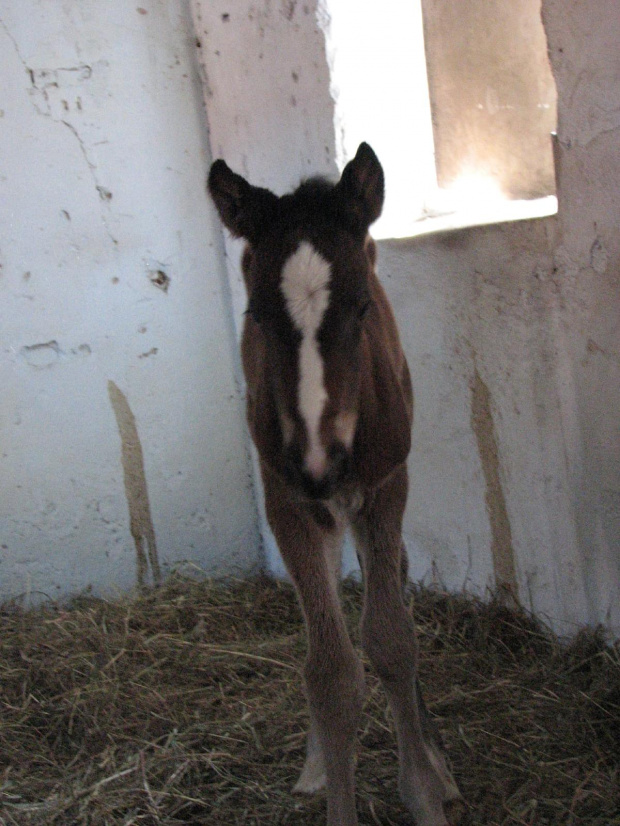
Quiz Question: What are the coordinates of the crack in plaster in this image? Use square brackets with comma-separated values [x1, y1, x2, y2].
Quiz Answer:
[0, 18, 118, 247]
[0, 16, 27, 69]
[559, 69, 620, 148]
[52, 114, 119, 249]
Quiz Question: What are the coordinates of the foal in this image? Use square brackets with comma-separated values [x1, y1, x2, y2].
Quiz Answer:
[208, 144, 462, 826]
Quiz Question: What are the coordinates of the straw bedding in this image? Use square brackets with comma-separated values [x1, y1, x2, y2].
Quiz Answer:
[1, 575, 618, 825]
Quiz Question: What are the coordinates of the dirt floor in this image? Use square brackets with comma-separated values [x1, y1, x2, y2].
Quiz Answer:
[0, 575, 618, 825]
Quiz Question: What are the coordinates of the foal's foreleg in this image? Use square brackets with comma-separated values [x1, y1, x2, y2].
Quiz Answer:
[293, 522, 347, 795]
[355, 465, 462, 826]
[263, 469, 365, 826]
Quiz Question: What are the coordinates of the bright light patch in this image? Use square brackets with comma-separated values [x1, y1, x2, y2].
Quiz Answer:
[418, 172, 557, 238]
[428, 171, 506, 217]
[445, 172, 506, 209]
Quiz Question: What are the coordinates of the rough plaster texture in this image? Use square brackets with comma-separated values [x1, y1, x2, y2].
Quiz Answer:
[378, 220, 595, 633]
[542, 0, 620, 631]
[0, 1, 260, 601]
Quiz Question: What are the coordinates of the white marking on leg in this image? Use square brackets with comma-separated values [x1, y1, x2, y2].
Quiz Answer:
[280, 242, 331, 478]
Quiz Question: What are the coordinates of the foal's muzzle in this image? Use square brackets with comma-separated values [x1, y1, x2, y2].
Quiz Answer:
[284, 442, 352, 500]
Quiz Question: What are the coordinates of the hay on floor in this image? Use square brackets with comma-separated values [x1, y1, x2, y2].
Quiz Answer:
[0, 575, 618, 825]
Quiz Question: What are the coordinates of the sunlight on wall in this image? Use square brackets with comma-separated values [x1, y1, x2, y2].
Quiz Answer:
[421, 174, 557, 236]
[439, 171, 507, 209]
[421, 170, 556, 235]
[322, 0, 436, 239]
[323, 0, 557, 239]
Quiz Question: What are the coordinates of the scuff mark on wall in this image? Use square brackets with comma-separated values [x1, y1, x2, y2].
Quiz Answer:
[470, 366, 519, 602]
[148, 268, 170, 292]
[590, 236, 608, 273]
[19, 341, 93, 367]
[108, 380, 161, 589]
[20, 340, 61, 368]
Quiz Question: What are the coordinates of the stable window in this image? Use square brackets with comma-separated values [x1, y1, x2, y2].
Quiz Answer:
[325, 0, 557, 238]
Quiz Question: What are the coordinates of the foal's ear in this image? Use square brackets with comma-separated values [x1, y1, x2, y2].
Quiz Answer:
[336, 142, 385, 228]
[208, 160, 279, 245]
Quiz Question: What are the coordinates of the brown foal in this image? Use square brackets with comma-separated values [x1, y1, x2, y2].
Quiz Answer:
[208, 143, 463, 826]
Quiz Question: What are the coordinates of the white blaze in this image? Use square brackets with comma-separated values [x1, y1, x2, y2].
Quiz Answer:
[280, 241, 331, 478]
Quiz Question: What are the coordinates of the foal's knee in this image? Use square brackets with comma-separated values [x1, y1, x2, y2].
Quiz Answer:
[304, 648, 365, 732]
[362, 608, 418, 685]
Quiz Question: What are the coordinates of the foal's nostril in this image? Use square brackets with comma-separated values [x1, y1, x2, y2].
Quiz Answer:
[328, 443, 350, 479]
[284, 443, 304, 477]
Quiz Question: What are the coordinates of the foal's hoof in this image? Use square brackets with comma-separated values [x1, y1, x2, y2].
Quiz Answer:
[292, 753, 326, 795]
[401, 783, 467, 826]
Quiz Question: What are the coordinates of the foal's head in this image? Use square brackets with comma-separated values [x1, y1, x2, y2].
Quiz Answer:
[209, 143, 385, 500]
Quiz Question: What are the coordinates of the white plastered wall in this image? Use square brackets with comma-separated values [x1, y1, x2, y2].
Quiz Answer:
[2, 0, 617, 637]
[0, 1, 260, 601]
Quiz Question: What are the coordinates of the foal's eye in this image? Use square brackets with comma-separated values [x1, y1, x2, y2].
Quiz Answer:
[358, 299, 372, 320]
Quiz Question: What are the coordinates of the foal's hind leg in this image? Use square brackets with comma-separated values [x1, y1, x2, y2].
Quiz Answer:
[354, 465, 463, 826]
